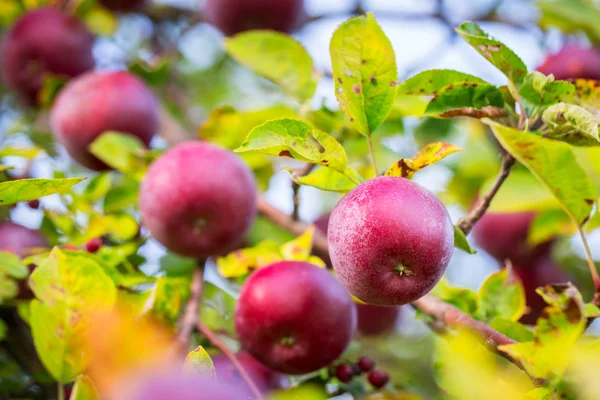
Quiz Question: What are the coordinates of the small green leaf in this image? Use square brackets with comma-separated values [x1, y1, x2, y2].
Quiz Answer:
[159, 252, 197, 278]
[453, 226, 476, 254]
[0, 251, 28, 279]
[518, 71, 574, 108]
[477, 269, 526, 322]
[330, 13, 398, 135]
[225, 31, 318, 102]
[235, 119, 348, 172]
[200, 282, 237, 336]
[0, 178, 85, 206]
[29, 248, 117, 382]
[456, 21, 527, 84]
[397, 69, 487, 95]
[484, 120, 596, 226]
[151, 277, 190, 326]
[88, 132, 148, 176]
[0, 146, 43, 159]
[385, 142, 462, 178]
[285, 167, 358, 193]
[103, 177, 139, 213]
[69, 375, 99, 400]
[184, 346, 216, 379]
[584, 302, 600, 318]
[528, 209, 575, 246]
[83, 173, 113, 204]
[542, 103, 600, 146]
[432, 279, 478, 314]
[0, 272, 18, 304]
[425, 83, 505, 118]
[538, 0, 600, 42]
[489, 318, 534, 342]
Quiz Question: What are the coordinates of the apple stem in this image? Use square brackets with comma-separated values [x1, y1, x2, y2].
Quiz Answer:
[577, 227, 600, 292]
[367, 135, 379, 177]
[197, 322, 264, 400]
[176, 261, 206, 352]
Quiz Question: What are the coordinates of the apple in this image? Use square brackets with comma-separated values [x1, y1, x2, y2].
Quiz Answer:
[537, 45, 600, 80]
[356, 303, 401, 337]
[235, 261, 356, 374]
[328, 176, 454, 305]
[50, 70, 159, 170]
[1, 8, 94, 105]
[212, 351, 287, 394]
[0, 222, 48, 257]
[139, 141, 257, 258]
[204, 0, 304, 36]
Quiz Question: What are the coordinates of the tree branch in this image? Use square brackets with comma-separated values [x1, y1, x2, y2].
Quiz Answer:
[176, 261, 206, 352]
[197, 322, 264, 400]
[456, 152, 515, 235]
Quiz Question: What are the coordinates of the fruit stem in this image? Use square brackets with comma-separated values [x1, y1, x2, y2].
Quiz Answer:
[366, 135, 379, 177]
[57, 382, 64, 400]
[176, 261, 206, 352]
[197, 322, 264, 400]
[508, 80, 527, 131]
[577, 226, 600, 292]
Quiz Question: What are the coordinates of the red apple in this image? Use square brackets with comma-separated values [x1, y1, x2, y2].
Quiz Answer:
[204, 0, 304, 36]
[139, 142, 257, 258]
[212, 351, 287, 394]
[0, 222, 48, 257]
[356, 303, 401, 337]
[328, 176, 454, 306]
[1, 8, 94, 105]
[537, 45, 600, 80]
[50, 71, 159, 170]
[235, 261, 356, 374]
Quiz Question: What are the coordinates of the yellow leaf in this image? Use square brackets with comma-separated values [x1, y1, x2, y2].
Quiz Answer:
[280, 226, 315, 260]
[216, 243, 281, 278]
[385, 142, 462, 178]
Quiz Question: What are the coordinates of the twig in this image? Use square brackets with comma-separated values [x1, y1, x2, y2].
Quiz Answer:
[176, 262, 206, 352]
[456, 152, 515, 235]
[291, 163, 315, 221]
[577, 227, 600, 292]
[197, 322, 264, 400]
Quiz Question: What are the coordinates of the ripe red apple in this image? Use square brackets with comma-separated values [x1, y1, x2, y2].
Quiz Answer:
[0, 222, 48, 257]
[235, 261, 356, 374]
[328, 176, 454, 306]
[212, 351, 287, 394]
[204, 0, 304, 36]
[139, 142, 257, 258]
[50, 70, 158, 170]
[537, 45, 600, 80]
[99, 0, 147, 12]
[472, 211, 552, 265]
[356, 303, 401, 337]
[0, 8, 94, 106]
[513, 257, 570, 325]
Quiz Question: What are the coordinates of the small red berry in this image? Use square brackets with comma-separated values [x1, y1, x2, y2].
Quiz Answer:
[368, 370, 389, 389]
[85, 238, 103, 253]
[357, 356, 375, 372]
[335, 364, 354, 383]
[27, 199, 40, 209]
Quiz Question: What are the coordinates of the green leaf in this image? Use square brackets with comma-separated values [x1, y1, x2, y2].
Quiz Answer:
[528, 209, 575, 246]
[88, 132, 148, 176]
[225, 31, 318, 102]
[584, 303, 600, 319]
[385, 142, 462, 178]
[432, 279, 478, 314]
[542, 103, 600, 146]
[0, 178, 84, 206]
[69, 375, 99, 400]
[484, 120, 596, 226]
[0, 319, 6, 341]
[425, 83, 505, 118]
[184, 346, 216, 379]
[538, 0, 600, 42]
[235, 119, 348, 172]
[103, 177, 139, 213]
[518, 71, 574, 108]
[159, 252, 198, 278]
[0, 272, 18, 304]
[29, 248, 117, 382]
[0, 251, 28, 279]
[397, 69, 487, 95]
[83, 173, 113, 204]
[456, 21, 527, 85]
[0, 146, 43, 159]
[453, 226, 476, 254]
[330, 13, 398, 135]
[477, 269, 526, 322]
[489, 318, 534, 342]
[285, 166, 358, 193]
[200, 282, 237, 336]
[151, 277, 190, 326]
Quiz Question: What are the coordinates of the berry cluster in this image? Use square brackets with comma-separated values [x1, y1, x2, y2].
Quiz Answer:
[335, 356, 389, 389]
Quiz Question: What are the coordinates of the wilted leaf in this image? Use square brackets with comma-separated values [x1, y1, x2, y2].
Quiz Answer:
[566, 79, 600, 109]
[397, 69, 487, 95]
[184, 346, 216, 379]
[330, 13, 398, 135]
[385, 142, 462, 178]
[0, 178, 85, 206]
[285, 166, 359, 193]
[477, 269, 526, 322]
[542, 103, 600, 146]
[456, 21, 527, 85]
[453, 226, 476, 254]
[29, 248, 117, 382]
[88, 132, 148, 176]
[235, 119, 348, 172]
[70, 375, 100, 400]
[484, 120, 596, 226]
[0, 251, 28, 279]
[225, 31, 318, 102]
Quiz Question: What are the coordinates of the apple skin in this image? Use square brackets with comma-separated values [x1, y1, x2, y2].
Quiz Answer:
[328, 176, 454, 306]
[204, 0, 304, 36]
[537, 45, 600, 80]
[0, 222, 48, 257]
[472, 211, 552, 266]
[139, 142, 257, 258]
[212, 351, 287, 394]
[99, 0, 147, 12]
[356, 303, 401, 337]
[514, 257, 570, 325]
[235, 261, 356, 374]
[50, 71, 158, 171]
[0, 8, 94, 106]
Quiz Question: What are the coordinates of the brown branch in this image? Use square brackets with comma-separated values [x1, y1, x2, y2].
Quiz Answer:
[197, 322, 264, 400]
[290, 163, 316, 221]
[456, 152, 515, 235]
[176, 262, 206, 352]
